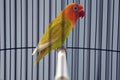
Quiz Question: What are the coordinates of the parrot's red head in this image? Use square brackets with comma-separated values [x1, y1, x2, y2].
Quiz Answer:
[63, 3, 85, 25]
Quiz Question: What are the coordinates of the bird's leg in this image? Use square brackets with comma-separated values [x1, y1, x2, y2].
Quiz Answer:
[56, 46, 67, 53]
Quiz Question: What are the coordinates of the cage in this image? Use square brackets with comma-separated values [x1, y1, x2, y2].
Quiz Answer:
[0, 0, 120, 80]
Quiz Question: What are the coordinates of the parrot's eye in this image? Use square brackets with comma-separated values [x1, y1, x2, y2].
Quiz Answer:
[73, 6, 78, 11]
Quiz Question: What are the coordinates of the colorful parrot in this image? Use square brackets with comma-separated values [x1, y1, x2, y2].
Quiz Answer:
[32, 3, 85, 65]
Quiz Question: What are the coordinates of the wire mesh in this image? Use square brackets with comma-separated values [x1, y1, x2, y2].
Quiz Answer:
[0, 0, 120, 80]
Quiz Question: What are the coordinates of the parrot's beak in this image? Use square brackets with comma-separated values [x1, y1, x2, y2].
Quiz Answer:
[79, 9, 85, 18]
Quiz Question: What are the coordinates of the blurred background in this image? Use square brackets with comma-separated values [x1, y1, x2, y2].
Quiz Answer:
[0, 0, 120, 80]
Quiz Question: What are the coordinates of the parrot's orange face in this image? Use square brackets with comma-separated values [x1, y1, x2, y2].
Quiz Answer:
[63, 3, 85, 25]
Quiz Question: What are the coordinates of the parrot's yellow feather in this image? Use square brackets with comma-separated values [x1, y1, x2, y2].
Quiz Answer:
[32, 3, 85, 65]
[34, 17, 73, 65]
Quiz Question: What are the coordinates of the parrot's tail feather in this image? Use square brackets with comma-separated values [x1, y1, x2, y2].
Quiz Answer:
[32, 47, 38, 55]
[34, 49, 48, 65]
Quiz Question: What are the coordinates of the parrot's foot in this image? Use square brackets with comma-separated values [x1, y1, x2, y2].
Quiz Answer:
[56, 46, 67, 53]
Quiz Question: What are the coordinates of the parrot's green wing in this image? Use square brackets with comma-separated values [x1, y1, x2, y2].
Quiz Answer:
[39, 18, 72, 46]
[33, 18, 73, 64]
[32, 17, 73, 55]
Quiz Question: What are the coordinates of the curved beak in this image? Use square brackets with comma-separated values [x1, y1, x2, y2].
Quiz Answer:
[79, 9, 85, 18]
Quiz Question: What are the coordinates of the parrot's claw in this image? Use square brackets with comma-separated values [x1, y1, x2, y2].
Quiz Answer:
[56, 46, 67, 53]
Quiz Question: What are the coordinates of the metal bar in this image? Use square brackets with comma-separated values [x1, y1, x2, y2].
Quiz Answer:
[4, 0, 6, 79]
[9, 0, 12, 80]
[14, 0, 17, 79]
[43, 0, 45, 80]
[116, 0, 120, 80]
[25, 0, 28, 79]
[48, 0, 51, 79]
[31, 0, 33, 79]
[105, 0, 112, 79]
[111, 0, 115, 79]
[20, 0, 23, 80]
[83, 0, 86, 79]
[37, 0, 39, 79]
[1, 47, 120, 52]
[94, 0, 98, 80]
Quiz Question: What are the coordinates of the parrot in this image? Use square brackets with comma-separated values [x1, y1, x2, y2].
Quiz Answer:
[32, 3, 85, 65]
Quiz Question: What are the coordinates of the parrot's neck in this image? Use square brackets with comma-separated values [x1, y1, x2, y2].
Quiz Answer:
[57, 12, 76, 27]
[62, 11, 78, 26]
